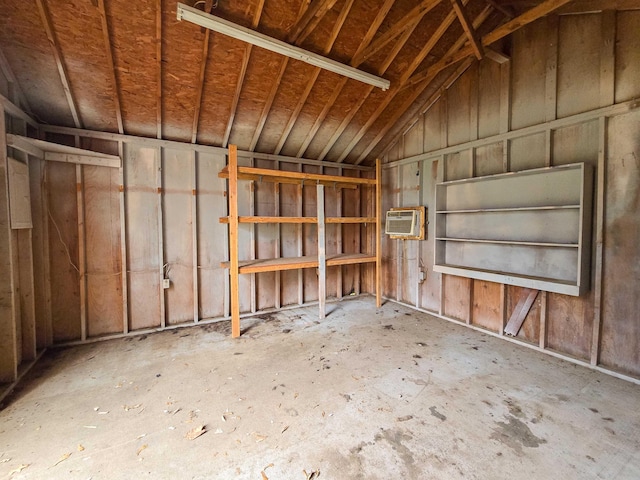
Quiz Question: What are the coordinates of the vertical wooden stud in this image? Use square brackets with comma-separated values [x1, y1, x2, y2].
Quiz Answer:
[0, 110, 18, 383]
[539, 290, 548, 349]
[545, 129, 553, 167]
[336, 166, 343, 299]
[499, 61, 511, 134]
[229, 145, 240, 338]
[499, 283, 507, 335]
[591, 116, 607, 365]
[297, 164, 303, 305]
[118, 141, 129, 334]
[75, 163, 87, 341]
[274, 161, 281, 309]
[157, 147, 165, 329]
[192, 151, 199, 323]
[317, 184, 326, 319]
[250, 158, 256, 314]
[375, 159, 382, 308]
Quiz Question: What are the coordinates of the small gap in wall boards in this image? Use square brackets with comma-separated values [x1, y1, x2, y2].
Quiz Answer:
[219, 146, 381, 337]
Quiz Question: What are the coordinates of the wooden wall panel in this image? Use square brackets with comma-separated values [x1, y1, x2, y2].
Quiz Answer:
[446, 150, 473, 181]
[553, 121, 599, 166]
[423, 99, 443, 154]
[381, 163, 398, 300]
[509, 134, 545, 172]
[443, 275, 471, 323]
[47, 162, 81, 342]
[163, 149, 194, 325]
[419, 159, 440, 313]
[510, 20, 548, 130]
[340, 168, 361, 296]
[447, 65, 476, 146]
[84, 165, 123, 337]
[472, 280, 501, 332]
[236, 156, 253, 314]
[124, 145, 161, 330]
[254, 159, 277, 310]
[323, 167, 339, 300]
[196, 151, 227, 320]
[302, 165, 319, 303]
[16, 228, 35, 361]
[475, 143, 503, 177]
[615, 11, 640, 103]
[478, 61, 502, 139]
[28, 158, 50, 349]
[11, 230, 21, 363]
[600, 111, 640, 377]
[557, 14, 602, 118]
[547, 292, 592, 360]
[399, 163, 420, 305]
[279, 162, 301, 307]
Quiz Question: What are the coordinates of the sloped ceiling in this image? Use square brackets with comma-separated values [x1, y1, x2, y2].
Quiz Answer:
[0, 0, 581, 166]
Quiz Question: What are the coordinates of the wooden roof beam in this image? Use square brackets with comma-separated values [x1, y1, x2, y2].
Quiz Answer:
[335, 1, 473, 163]
[404, 0, 575, 90]
[273, 0, 353, 155]
[288, 0, 338, 43]
[97, 0, 124, 134]
[35, 0, 82, 128]
[222, 0, 266, 147]
[450, 0, 484, 60]
[350, 0, 396, 65]
[354, 8, 492, 164]
[351, 0, 443, 68]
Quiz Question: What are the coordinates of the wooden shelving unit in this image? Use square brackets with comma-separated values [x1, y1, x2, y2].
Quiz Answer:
[434, 163, 593, 296]
[220, 145, 381, 337]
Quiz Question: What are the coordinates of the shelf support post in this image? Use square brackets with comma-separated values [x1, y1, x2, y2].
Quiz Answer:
[229, 145, 240, 337]
[376, 158, 382, 307]
[317, 184, 326, 319]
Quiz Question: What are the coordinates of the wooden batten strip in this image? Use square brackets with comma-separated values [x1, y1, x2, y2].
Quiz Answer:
[76, 163, 87, 341]
[118, 141, 128, 334]
[317, 184, 326, 319]
[191, 29, 211, 144]
[35, 0, 82, 128]
[192, 152, 199, 323]
[97, 0, 124, 134]
[157, 147, 166, 329]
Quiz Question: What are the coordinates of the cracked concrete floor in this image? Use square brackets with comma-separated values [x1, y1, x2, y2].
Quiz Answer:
[1, 298, 639, 479]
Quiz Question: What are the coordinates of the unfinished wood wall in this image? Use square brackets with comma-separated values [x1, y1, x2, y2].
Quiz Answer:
[382, 10, 640, 380]
[26, 132, 373, 345]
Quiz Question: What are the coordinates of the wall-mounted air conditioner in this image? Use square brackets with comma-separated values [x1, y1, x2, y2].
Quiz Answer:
[385, 206, 426, 240]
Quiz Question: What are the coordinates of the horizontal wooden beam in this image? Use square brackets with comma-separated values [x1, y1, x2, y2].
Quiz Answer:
[44, 152, 121, 168]
[218, 165, 376, 186]
[219, 215, 376, 224]
[6, 134, 44, 158]
[0, 94, 38, 128]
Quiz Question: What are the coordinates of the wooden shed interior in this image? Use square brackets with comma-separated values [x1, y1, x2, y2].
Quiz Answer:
[0, 0, 639, 477]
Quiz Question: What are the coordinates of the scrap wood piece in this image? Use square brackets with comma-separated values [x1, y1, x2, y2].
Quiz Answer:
[185, 425, 207, 440]
[51, 453, 71, 467]
[9, 464, 29, 476]
[504, 289, 539, 336]
[136, 444, 148, 456]
[261, 463, 274, 479]
[303, 469, 321, 479]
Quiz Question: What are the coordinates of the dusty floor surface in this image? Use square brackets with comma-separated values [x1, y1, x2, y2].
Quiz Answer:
[1, 298, 639, 479]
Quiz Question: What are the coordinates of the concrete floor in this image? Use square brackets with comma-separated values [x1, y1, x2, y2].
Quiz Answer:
[1, 298, 639, 479]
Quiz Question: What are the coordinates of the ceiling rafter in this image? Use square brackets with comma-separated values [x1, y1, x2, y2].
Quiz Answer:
[357, 0, 575, 165]
[273, 0, 354, 155]
[404, 0, 576, 90]
[248, 0, 309, 151]
[311, 0, 413, 160]
[97, 0, 124, 134]
[351, 0, 443, 68]
[221, 0, 266, 147]
[35, 0, 82, 128]
[335, 0, 473, 163]
[156, 0, 162, 139]
[191, 0, 214, 144]
[450, 0, 484, 59]
[288, 0, 338, 43]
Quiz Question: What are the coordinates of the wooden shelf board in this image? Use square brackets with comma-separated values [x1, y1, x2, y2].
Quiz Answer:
[435, 205, 581, 214]
[434, 263, 581, 296]
[220, 216, 318, 224]
[218, 166, 374, 188]
[220, 253, 376, 274]
[436, 237, 579, 248]
[219, 216, 375, 224]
